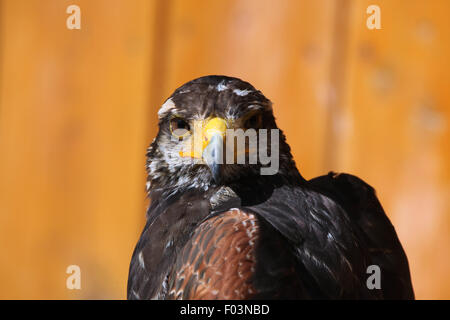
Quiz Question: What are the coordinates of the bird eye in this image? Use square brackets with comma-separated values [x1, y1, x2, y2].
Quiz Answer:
[170, 117, 191, 138]
[244, 113, 262, 129]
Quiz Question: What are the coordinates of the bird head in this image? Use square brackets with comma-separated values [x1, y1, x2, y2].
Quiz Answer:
[146, 76, 300, 194]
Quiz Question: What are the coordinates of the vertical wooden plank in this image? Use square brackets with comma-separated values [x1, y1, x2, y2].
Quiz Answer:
[0, 0, 155, 298]
[145, 0, 173, 142]
[338, 0, 450, 299]
[323, 0, 352, 169]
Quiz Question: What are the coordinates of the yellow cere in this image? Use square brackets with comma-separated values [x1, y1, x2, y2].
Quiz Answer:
[179, 117, 228, 159]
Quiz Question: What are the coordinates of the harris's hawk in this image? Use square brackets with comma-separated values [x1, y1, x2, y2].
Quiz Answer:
[127, 75, 414, 299]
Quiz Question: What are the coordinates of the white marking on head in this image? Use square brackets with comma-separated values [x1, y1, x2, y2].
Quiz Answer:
[233, 89, 252, 96]
[217, 81, 228, 92]
[247, 104, 263, 111]
[158, 98, 176, 118]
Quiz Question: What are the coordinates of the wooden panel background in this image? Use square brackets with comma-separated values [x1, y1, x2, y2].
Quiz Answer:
[0, 0, 448, 299]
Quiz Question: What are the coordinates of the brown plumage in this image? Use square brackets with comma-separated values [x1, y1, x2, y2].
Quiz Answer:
[127, 75, 414, 300]
[167, 209, 259, 299]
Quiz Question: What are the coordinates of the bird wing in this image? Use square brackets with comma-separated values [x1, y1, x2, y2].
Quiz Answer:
[307, 172, 415, 299]
[165, 206, 313, 300]
[244, 183, 374, 299]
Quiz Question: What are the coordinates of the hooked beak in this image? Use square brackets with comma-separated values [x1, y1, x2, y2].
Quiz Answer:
[179, 117, 227, 184]
[203, 131, 224, 183]
[202, 118, 227, 183]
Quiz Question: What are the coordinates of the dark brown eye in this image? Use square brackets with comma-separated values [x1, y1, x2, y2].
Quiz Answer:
[170, 117, 191, 137]
[244, 113, 262, 129]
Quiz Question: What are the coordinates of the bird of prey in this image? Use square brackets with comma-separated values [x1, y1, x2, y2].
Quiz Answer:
[127, 75, 414, 300]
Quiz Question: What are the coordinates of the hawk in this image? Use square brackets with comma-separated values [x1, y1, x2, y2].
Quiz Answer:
[127, 75, 414, 299]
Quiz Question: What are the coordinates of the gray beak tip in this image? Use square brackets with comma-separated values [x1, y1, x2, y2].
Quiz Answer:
[202, 134, 223, 185]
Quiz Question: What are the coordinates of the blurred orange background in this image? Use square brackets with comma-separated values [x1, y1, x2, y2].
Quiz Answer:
[0, 0, 448, 299]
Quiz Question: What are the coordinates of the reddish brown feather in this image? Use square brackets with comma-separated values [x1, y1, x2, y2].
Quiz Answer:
[167, 209, 259, 299]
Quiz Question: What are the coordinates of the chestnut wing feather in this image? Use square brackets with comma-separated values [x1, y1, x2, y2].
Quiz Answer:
[166, 209, 259, 299]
